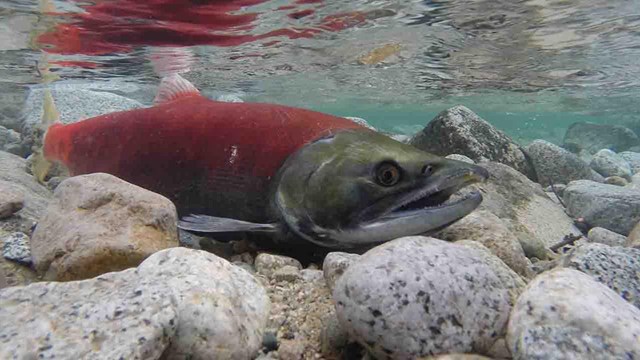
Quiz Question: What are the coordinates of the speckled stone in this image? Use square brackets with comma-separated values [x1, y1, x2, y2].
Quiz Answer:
[559, 243, 640, 308]
[31, 173, 179, 281]
[586, 227, 627, 247]
[409, 106, 535, 179]
[0, 247, 270, 359]
[620, 151, 640, 174]
[563, 180, 640, 235]
[525, 139, 604, 185]
[590, 149, 632, 179]
[1, 232, 31, 265]
[0, 268, 178, 360]
[323, 252, 361, 292]
[437, 210, 532, 277]
[136, 248, 270, 359]
[300, 269, 324, 283]
[255, 253, 302, 278]
[454, 240, 526, 305]
[334, 237, 512, 359]
[507, 268, 640, 359]
[445, 154, 475, 164]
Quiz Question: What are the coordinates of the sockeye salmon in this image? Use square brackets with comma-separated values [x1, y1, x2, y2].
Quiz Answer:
[42, 74, 488, 249]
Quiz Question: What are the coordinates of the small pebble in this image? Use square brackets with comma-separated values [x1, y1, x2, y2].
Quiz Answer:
[604, 176, 628, 186]
[255, 253, 302, 278]
[262, 330, 279, 352]
[273, 265, 302, 282]
[2, 232, 32, 265]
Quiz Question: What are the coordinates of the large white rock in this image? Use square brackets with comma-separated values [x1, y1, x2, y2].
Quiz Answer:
[334, 237, 513, 359]
[0, 247, 270, 359]
[507, 268, 640, 359]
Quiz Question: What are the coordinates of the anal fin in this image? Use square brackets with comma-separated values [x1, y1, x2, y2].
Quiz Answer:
[178, 214, 279, 234]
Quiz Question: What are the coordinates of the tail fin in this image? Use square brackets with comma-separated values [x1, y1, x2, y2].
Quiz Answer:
[31, 87, 62, 183]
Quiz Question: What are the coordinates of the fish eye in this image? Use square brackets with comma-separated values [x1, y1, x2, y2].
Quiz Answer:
[376, 162, 401, 187]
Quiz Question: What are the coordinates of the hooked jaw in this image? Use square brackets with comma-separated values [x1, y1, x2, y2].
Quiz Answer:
[337, 163, 489, 247]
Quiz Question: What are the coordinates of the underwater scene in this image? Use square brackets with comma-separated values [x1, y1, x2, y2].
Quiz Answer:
[1, 0, 640, 358]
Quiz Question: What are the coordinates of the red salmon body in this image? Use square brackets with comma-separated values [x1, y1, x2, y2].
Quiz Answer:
[44, 90, 365, 222]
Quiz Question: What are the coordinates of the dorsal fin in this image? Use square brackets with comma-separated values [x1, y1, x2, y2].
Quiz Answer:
[154, 74, 200, 104]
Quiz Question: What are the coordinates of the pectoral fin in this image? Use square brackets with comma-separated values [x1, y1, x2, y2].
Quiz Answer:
[178, 214, 279, 233]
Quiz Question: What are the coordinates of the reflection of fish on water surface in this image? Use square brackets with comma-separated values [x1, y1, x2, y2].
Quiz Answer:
[37, 0, 382, 56]
[41, 75, 488, 249]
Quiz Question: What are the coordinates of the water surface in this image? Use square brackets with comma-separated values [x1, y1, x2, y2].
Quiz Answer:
[1, 0, 639, 142]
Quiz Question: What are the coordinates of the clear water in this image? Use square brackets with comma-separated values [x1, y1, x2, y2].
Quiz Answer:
[1, 0, 640, 143]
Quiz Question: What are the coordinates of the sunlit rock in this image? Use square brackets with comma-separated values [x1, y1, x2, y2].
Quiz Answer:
[31, 173, 178, 281]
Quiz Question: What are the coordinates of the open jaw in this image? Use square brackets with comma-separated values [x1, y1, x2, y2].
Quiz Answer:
[341, 167, 489, 246]
[379, 182, 482, 222]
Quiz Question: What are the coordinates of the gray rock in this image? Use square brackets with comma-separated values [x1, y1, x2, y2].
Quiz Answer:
[136, 248, 270, 358]
[436, 210, 532, 277]
[454, 240, 527, 305]
[563, 122, 640, 154]
[445, 154, 475, 164]
[409, 106, 535, 179]
[31, 173, 179, 281]
[471, 162, 582, 254]
[0, 268, 178, 360]
[323, 252, 361, 292]
[0, 151, 51, 232]
[559, 243, 640, 308]
[0, 126, 27, 157]
[525, 139, 604, 185]
[1, 232, 31, 265]
[0, 247, 270, 359]
[590, 149, 632, 179]
[254, 253, 302, 278]
[563, 180, 640, 235]
[344, 116, 376, 130]
[320, 313, 351, 358]
[21, 84, 143, 150]
[0, 180, 24, 219]
[507, 268, 640, 359]
[620, 151, 640, 174]
[300, 269, 324, 282]
[334, 237, 512, 358]
[627, 222, 640, 248]
[587, 227, 627, 247]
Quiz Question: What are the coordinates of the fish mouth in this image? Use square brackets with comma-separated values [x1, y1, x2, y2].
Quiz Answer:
[345, 164, 488, 245]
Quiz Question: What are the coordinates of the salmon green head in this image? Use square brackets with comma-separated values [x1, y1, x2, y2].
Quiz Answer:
[273, 130, 488, 248]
